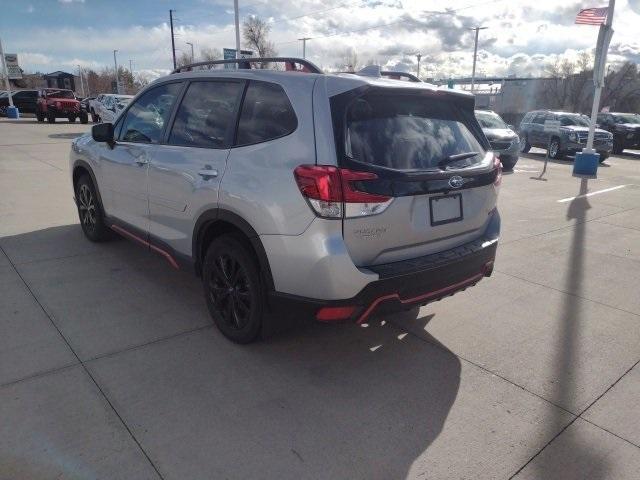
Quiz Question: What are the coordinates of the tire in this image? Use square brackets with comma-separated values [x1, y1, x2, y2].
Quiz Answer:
[548, 137, 563, 159]
[612, 140, 624, 155]
[36, 110, 45, 122]
[500, 158, 517, 171]
[79, 112, 89, 124]
[75, 174, 111, 242]
[202, 234, 265, 344]
[68, 115, 76, 123]
[47, 112, 56, 123]
[519, 134, 531, 153]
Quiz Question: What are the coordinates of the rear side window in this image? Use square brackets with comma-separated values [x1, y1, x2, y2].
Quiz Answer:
[344, 92, 485, 170]
[119, 82, 182, 143]
[236, 81, 297, 146]
[169, 81, 243, 148]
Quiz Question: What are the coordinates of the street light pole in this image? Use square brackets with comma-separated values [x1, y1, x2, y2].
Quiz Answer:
[0, 36, 14, 109]
[169, 9, 177, 70]
[77, 65, 85, 97]
[234, 0, 241, 60]
[113, 49, 120, 94]
[469, 26, 487, 92]
[416, 53, 422, 79]
[186, 42, 194, 63]
[298, 37, 311, 59]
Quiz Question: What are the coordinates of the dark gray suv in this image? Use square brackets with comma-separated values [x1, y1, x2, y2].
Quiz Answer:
[519, 110, 613, 161]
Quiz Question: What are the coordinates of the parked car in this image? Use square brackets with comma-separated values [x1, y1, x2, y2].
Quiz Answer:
[95, 94, 133, 123]
[519, 110, 613, 161]
[69, 58, 501, 343]
[475, 109, 519, 170]
[80, 96, 95, 113]
[0, 89, 39, 115]
[89, 94, 107, 122]
[596, 112, 640, 154]
[36, 88, 88, 123]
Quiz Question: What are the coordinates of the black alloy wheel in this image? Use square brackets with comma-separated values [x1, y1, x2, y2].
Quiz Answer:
[75, 175, 111, 242]
[203, 235, 264, 343]
[548, 138, 563, 159]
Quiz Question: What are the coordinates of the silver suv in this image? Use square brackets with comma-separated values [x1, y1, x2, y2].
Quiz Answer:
[70, 58, 501, 343]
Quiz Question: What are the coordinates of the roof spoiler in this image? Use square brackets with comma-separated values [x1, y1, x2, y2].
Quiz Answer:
[172, 57, 323, 74]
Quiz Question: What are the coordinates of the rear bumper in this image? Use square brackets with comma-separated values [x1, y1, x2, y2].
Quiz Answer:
[268, 227, 498, 325]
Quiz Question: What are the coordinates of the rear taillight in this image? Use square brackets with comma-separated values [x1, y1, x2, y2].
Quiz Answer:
[294, 165, 393, 219]
[493, 155, 502, 186]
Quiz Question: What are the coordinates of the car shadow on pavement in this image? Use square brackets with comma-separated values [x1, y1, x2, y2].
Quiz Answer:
[0, 224, 461, 479]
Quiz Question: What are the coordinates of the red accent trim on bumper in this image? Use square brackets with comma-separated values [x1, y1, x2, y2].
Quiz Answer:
[356, 271, 485, 324]
[110, 224, 179, 270]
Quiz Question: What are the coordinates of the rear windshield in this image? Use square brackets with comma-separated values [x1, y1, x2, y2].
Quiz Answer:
[559, 114, 590, 127]
[344, 92, 485, 170]
[476, 111, 507, 129]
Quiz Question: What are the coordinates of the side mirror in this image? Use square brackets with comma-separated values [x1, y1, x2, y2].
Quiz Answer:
[507, 124, 515, 130]
[92, 122, 115, 146]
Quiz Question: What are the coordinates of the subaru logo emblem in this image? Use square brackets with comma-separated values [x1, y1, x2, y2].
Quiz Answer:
[448, 176, 464, 189]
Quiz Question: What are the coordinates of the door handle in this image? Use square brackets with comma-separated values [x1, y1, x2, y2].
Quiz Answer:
[198, 168, 218, 178]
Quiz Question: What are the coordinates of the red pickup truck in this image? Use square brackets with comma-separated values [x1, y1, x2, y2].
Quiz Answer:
[36, 88, 88, 124]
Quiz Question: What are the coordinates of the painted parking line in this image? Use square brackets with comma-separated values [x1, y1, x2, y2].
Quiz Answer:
[557, 185, 628, 203]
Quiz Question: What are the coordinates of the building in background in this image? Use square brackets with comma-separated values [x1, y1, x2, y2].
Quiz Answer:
[43, 71, 76, 91]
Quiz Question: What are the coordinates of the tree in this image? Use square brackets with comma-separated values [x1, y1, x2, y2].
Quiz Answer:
[541, 52, 593, 112]
[177, 51, 192, 68]
[200, 47, 222, 62]
[242, 16, 277, 61]
[600, 62, 640, 112]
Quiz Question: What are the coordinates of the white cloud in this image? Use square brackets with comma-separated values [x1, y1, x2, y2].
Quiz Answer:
[58, 0, 85, 3]
[27, 5, 34, 13]
[12, 0, 640, 78]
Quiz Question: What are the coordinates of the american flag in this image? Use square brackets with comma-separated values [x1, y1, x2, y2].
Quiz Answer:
[575, 7, 608, 25]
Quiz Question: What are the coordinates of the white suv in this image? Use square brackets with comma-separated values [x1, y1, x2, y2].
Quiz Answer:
[70, 58, 501, 343]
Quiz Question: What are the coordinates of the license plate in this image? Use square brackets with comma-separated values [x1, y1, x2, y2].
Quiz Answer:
[430, 194, 463, 226]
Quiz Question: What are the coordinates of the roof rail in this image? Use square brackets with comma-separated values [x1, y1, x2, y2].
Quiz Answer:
[380, 71, 422, 83]
[172, 57, 323, 74]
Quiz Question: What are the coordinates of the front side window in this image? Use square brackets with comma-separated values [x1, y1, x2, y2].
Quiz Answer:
[236, 81, 297, 146]
[119, 83, 182, 143]
[169, 81, 244, 148]
[344, 92, 485, 170]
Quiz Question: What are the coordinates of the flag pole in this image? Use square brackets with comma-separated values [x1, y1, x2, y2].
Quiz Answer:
[584, 0, 615, 153]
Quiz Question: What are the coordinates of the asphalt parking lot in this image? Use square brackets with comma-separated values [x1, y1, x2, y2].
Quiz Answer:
[1, 117, 639, 479]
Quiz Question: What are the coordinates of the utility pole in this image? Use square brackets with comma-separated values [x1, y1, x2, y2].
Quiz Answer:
[169, 9, 177, 69]
[298, 37, 311, 59]
[416, 53, 422, 79]
[129, 59, 133, 75]
[186, 42, 194, 63]
[469, 26, 487, 92]
[77, 65, 85, 97]
[113, 49, 120, 94]
[0, 36, 15, 110]
[234, 0, 241, 61]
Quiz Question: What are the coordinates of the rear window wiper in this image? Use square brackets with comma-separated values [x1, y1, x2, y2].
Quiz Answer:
[437, 151, 479, 169]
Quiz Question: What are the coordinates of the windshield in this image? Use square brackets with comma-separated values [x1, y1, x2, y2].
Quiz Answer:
[46, 90, 75, 99]
[345, 93, 485, 171]
[475, 111, 508, 129]
[559, 114, 590, 127]
[613, 113, 640, 124]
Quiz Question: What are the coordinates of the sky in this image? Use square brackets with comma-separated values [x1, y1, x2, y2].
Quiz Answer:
[1, 0, 640, 81]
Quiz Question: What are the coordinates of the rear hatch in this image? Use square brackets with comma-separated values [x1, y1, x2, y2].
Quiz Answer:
[330, 86, 500, 266]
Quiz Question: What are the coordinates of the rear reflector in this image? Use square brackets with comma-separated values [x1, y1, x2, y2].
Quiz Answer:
[294, 165, 393, 219]
[493, 155, 502, 186]
[316, 306, 357, 322]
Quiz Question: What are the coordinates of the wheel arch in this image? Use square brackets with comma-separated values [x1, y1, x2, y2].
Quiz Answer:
[72, 160, 106, 215]
[193, 209, 275, 291]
